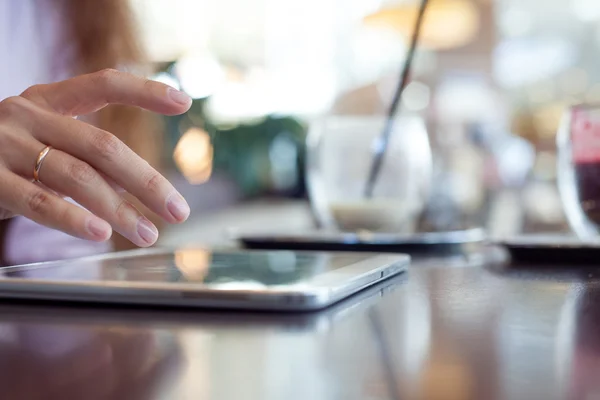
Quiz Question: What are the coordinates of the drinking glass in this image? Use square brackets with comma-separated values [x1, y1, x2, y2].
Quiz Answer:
[557, 104, 600, 239]
[306, 116, 432, 232]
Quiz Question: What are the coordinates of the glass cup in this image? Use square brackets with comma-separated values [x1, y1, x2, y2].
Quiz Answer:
[557, 104, 600, 239]
[306, 115, 432, 233]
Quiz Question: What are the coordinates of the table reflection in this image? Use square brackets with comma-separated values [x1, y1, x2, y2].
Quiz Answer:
[2, 260, 600, 399]
[560, 282, 600, 399]
[0, 320, 182, 400]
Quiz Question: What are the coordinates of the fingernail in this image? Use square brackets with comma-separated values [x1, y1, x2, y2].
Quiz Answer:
[167, 193, 190, 222]
[168, 88, 192, 106]
[137, 218, 158, 245]
[87, 217, 111, 241]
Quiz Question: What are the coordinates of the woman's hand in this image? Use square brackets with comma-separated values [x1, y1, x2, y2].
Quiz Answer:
[0, 69, 192, 247]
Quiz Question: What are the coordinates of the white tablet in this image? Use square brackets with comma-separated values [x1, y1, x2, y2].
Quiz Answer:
[0, 248, 409, 311]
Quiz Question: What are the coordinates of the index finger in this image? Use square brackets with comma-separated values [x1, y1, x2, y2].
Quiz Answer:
[21, 69, 191, 117]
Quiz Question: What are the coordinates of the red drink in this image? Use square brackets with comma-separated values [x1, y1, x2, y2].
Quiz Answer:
[558, 106, 600, 237]
[574, 162, 600, 226]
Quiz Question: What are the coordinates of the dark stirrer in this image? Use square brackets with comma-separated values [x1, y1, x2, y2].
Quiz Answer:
[363, 0, 430, 198]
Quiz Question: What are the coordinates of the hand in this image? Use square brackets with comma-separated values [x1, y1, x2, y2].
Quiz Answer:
[0, 69, 193, 247]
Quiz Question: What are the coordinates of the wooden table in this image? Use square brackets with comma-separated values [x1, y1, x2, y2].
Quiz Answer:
[0, 247, 597, 400]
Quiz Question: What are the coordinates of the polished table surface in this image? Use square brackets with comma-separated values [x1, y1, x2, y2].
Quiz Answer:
[0, 249, 599, 400]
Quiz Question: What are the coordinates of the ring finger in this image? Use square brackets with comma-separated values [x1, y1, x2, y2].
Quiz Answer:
[31, 145, 159, 247]
[0, 171, 111, 243]
[33, 112, 189, 224]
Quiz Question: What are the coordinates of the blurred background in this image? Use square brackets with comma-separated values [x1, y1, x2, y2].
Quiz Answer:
[129, 0, 599, 242]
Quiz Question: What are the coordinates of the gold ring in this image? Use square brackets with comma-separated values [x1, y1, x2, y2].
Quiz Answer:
[33, 146, 52, 183]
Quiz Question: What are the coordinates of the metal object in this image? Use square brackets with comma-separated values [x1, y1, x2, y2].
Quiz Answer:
[364, 0, 429, 198]
[0, 248, 408, 311]
[33, 145, 52, 183]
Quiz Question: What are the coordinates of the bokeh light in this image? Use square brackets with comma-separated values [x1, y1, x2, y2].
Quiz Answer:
[174, 54, 225, 99]
[364, 0, 480, 50]
[173, 127, 214, 184]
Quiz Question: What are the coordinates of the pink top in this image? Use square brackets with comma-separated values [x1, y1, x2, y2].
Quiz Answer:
[0, 0, 111, 265]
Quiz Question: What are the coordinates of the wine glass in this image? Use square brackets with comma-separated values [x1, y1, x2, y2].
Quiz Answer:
[557, 104, 600, 240]
[306, 115, 432, 233]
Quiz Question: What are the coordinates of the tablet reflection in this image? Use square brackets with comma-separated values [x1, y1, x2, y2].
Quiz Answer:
[0, 322, 183, 399]
[175, 248, 211, 281]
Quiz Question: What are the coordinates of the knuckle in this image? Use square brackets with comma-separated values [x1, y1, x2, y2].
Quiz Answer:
[115, 199, 136, 221]
[0, 96, 27, 118]
[0, 133, 30, 161]
[142, 171, 163, 193]
[68, 162, 97, 186]
[27, 190, 52, 215]
[93, 68, 120, 85]
[142, 78, 155, 92]
[91, 131, 122, 161]
[20, 84, 45, 100]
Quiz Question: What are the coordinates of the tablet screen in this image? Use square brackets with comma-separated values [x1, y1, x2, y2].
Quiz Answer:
[0, 249, 374, 288]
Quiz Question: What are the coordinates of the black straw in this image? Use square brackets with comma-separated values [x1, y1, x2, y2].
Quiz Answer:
[363, 0, 430, 198]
